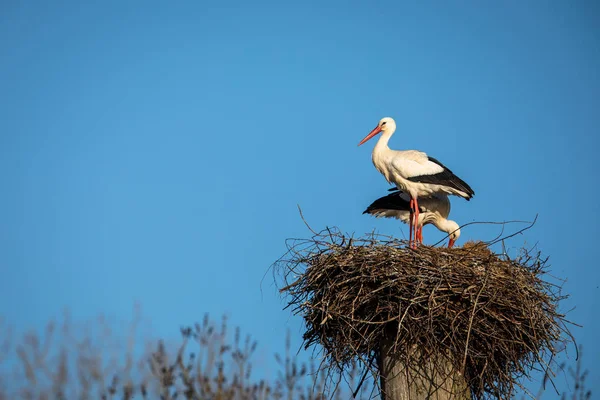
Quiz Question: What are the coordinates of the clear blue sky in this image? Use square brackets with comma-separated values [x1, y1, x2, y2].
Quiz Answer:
[1, 0, 598, 396]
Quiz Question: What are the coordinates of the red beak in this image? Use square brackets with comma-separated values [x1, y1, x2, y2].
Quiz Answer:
[358, 125, 382, 146]
[448, 238, 456, 248]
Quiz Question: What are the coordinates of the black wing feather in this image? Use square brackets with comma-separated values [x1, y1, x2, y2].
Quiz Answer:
[407, 156, 475, 200]
[363, 191, 425, 215]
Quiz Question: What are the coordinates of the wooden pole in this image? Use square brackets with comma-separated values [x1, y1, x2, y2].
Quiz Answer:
[378, 331, 470, 400]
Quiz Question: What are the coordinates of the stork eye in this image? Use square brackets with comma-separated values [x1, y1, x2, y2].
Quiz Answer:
[381, 121, 387, 126]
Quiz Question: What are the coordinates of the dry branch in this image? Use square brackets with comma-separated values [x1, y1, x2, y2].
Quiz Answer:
[275, 227, 573, 399]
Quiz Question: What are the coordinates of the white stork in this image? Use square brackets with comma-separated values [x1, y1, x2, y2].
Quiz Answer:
[358, 117, 474, 248]
[363, 188, 461, 248]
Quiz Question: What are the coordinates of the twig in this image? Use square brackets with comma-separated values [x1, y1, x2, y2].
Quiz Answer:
[462, 275, 488, 374]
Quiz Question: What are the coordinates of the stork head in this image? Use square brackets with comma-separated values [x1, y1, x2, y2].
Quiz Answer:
[358, 117, 396, 146]
[446, 221, 461, 248]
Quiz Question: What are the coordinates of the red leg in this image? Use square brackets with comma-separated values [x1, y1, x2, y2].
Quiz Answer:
[408, 199, 414, 247]
[413, 198, 420, 248]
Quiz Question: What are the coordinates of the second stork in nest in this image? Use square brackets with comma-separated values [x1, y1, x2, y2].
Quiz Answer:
[363, 189, 461, 248]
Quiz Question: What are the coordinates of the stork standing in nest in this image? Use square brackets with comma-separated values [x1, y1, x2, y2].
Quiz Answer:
[363, 189, 461, 248]
[358, 117, 474, 248]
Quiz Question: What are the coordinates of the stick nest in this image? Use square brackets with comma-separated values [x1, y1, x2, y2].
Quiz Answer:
[276, 227, 572, 399]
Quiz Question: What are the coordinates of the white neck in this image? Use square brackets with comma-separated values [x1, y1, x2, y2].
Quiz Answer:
[370, 125, 397, 182]
[433, 217, 459, 236]
[374, 126, 395, 151]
